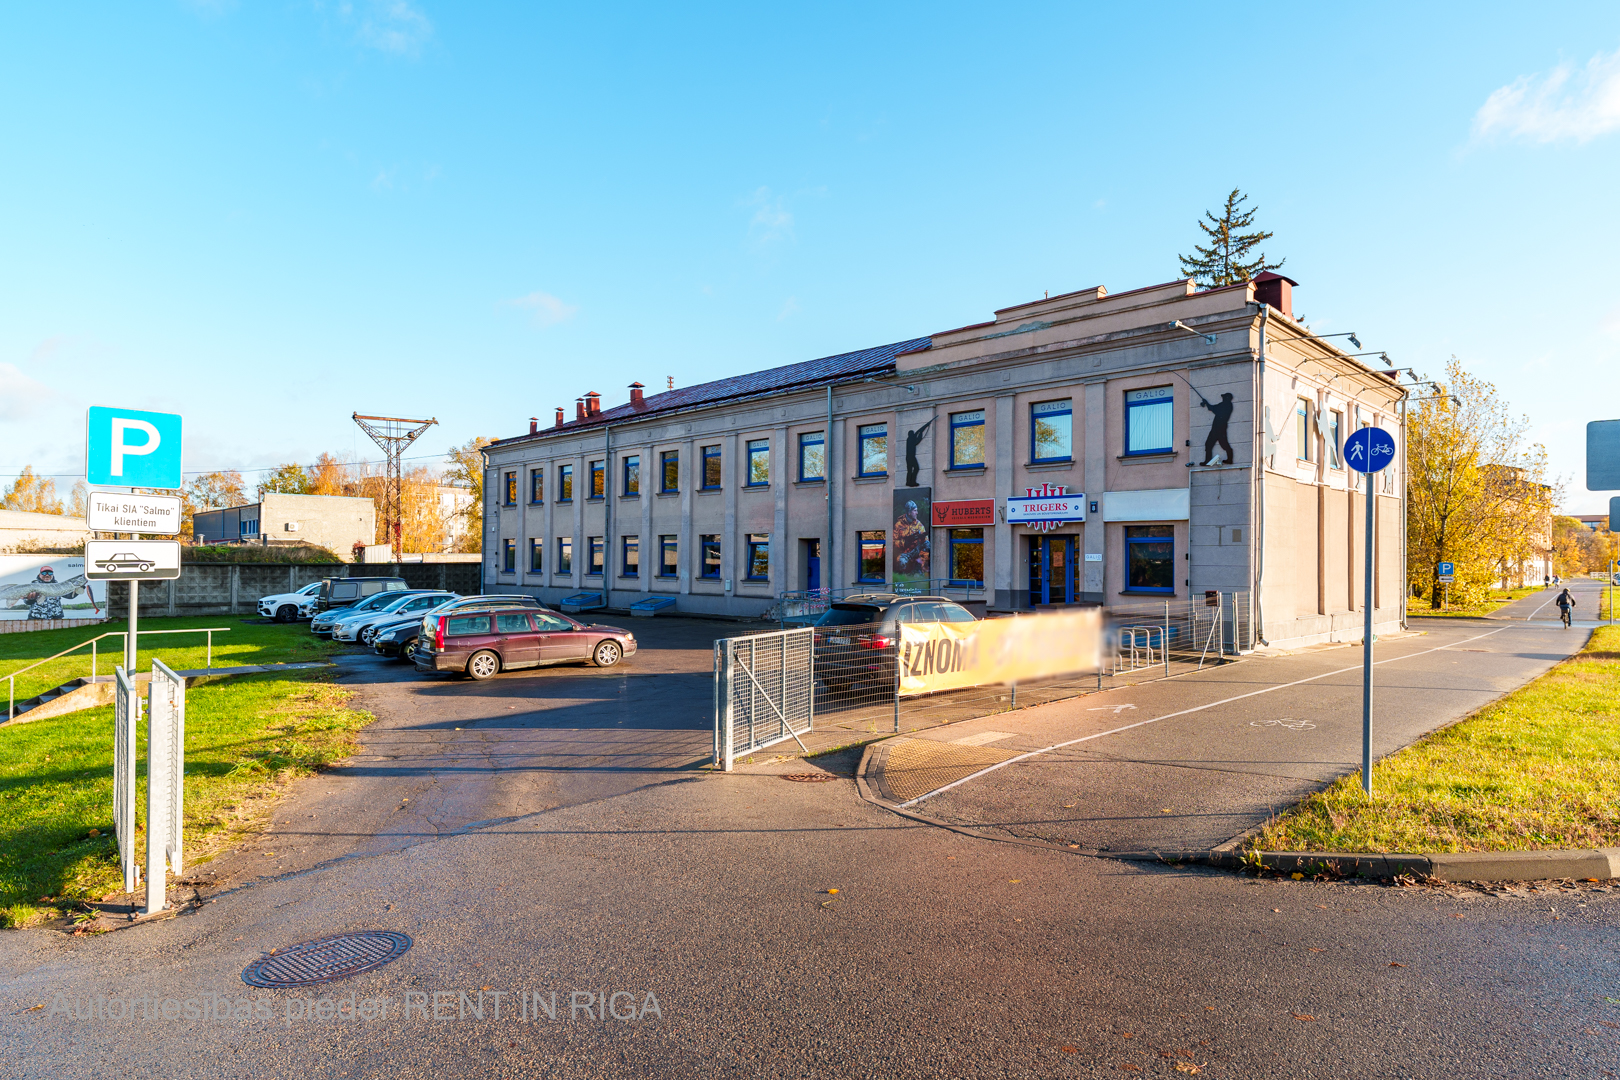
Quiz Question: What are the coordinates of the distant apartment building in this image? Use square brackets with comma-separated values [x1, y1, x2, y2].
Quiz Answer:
[482, 273, 1408, 649]
[193, 493, 375, 560]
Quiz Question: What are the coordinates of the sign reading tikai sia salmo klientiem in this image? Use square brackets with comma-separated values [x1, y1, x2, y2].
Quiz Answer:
[86, 490, 182, 535]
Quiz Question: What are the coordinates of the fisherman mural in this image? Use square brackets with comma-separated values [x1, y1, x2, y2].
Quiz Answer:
[892, 490, 933, 587]
[0, 557, 103, 621]
[1198, 392, 1236, 465]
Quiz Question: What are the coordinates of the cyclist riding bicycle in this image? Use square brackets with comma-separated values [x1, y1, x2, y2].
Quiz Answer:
[1555, 588, 1575, 627]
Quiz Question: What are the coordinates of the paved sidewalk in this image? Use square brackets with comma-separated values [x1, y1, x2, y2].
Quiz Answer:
[861, 613, 1592, 853]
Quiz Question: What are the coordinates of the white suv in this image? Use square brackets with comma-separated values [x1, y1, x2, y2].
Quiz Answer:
[257, 581, 324, 623]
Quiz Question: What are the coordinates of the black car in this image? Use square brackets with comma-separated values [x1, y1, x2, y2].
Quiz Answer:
[371, 594, 540, 660]
[813, 594, 979, 691]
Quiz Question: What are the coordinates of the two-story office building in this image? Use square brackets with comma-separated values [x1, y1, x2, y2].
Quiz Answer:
[481, 273, 1407, 648]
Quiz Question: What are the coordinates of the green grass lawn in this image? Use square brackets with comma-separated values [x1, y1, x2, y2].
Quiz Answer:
[0, 615, 342, 704]
[1255, 625, 1620, 854]
[1407, 584, 1541, 619]
[0, 670, 372, 927]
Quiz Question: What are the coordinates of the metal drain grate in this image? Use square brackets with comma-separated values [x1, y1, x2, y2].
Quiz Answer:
[241, 931, 412, 988]
[778, 772, 839, 783]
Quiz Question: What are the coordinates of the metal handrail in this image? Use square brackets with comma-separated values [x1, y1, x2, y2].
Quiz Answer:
[5, 627, 231, 721]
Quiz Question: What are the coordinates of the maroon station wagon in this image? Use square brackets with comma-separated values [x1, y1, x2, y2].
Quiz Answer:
[414, 609, 637, 680]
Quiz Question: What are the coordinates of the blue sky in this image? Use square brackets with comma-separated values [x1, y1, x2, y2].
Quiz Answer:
[4, 3, 1618, 511]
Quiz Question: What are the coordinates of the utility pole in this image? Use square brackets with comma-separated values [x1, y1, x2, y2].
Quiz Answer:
[352, 414, 437, 559]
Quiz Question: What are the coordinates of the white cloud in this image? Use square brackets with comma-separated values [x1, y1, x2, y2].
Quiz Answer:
[1473, 47, 1620, 143]
[505, 291, 579, 327]
[777, 297, 800, 321]
[744, 187, 794, 245]
[352, 0, 433, 57]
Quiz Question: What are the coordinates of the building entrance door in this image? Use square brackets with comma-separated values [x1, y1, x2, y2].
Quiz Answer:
[803, 539, 821, 593]
[1027, 535, 1076, 606]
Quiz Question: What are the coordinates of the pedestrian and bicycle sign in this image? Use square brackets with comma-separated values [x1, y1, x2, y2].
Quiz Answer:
[1344, 426, 1396, 473]
[86, 405, 183, 489]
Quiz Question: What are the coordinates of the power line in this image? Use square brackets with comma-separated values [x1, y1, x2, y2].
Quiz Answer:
[0, 451, 460, 480]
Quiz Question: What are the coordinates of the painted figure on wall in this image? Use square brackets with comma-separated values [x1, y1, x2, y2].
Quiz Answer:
[892, 495, 932, 585]
[904, 418, 933, 487]
[1199, 392, 1236, 465]
[0, 565, 90, 620]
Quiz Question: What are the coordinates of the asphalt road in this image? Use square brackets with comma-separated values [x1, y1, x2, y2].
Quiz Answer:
[896, 585, 1605, 854]
[2, 596, 1617, 1078]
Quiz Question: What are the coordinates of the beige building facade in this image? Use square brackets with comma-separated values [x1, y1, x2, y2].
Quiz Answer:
[482, 274, 1407, 648]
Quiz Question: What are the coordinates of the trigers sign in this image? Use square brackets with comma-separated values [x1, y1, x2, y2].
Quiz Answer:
[1004, 483, 1085, 533]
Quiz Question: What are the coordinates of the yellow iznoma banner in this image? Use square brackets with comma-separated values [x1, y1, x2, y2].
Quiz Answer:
[897, 609, 1100, 696]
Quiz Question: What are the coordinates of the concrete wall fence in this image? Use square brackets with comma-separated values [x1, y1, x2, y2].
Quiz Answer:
[105, 560, 484, 619]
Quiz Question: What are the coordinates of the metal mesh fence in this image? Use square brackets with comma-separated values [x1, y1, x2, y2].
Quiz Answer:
[113, 666, 139, 894]
[147, 659, 186, 890]
[713, 628, 815, 769]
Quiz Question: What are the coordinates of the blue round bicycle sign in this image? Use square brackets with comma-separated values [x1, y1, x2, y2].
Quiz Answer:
[1344, 426, 1396, 473]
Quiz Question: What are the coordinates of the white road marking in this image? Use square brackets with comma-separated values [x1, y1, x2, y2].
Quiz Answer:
[1251, 717, 1316, 731]
[1086, 704, 1138, 714]
[898, 625, 1514, 808]
[951, 730, 1018, 747]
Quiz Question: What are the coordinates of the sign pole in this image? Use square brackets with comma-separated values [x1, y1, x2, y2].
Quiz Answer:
[1361, 468, 1375, 797]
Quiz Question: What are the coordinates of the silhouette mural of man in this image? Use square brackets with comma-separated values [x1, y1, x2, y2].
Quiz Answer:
[1199, 393, 1236, 466]
[904, 418, 933, 487]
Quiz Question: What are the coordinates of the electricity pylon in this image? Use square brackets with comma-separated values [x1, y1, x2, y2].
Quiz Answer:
[352, 413, 437, 559]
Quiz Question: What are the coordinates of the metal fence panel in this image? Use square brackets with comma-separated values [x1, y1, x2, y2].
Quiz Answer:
[144, 660, 186, 912]
[714, 627, 814, 770]
[113, 667, 139, 894]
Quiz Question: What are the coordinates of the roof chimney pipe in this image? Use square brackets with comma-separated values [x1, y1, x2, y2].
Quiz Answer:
[529, 417, 538, 434]
[576, 398, 586, 421]
[629, 382, 645, 407]
[1252, 272, 1298, 320]
[555, 407, 565, 427]
[584, 391, 601, 416]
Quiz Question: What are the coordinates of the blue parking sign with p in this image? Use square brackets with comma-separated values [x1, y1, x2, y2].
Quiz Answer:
[86, 406, 183, 489]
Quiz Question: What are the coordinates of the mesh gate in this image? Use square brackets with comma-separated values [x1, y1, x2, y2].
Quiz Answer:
[146, 659, 186, 907]
[713, 627, 814, 771]
[113, 667, 139, 894]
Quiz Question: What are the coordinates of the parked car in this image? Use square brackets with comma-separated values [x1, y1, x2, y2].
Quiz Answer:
[257, 581, 324, 623]
[813, 593, 979, 690]
[414, 606, 636, 680]
[314, 576, 408, 613]
[369, 595, 540, 659]
[330, 590, 459, 642]
[311, 588, 422, 637]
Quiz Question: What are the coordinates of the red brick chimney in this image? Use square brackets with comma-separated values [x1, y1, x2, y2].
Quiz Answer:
[529, 417, 538, 435]
[576, 398, 586, 420]
[1253, 272, 1298, 319]
[584, 391, 601, 416]
[629, 382, 645, 407]
[554, 407, 565, 427]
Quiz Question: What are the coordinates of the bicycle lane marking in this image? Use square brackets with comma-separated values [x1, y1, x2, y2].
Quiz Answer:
[898, 625, 1514, 808]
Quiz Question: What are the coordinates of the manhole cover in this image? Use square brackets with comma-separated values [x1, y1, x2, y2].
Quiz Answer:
[778, 772, 838, 783]
[241, 931, 412, 988]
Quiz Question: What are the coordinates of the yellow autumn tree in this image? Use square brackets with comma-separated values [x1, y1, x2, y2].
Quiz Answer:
[1406, 358, 1556, 607]
[1, 466, 64, 514]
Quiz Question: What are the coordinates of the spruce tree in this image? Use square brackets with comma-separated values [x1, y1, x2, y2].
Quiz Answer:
[1177, 189, 1285, 287]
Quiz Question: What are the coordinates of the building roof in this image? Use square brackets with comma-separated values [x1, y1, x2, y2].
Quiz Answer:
[500, 336, 933, 445]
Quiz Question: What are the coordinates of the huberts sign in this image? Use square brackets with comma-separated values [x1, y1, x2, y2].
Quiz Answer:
[1004, 483, 1085, 533]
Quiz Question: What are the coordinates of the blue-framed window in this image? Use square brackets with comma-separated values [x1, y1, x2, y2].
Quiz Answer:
[621, 535, 639, 577]
[659, 535, 678, 577]
[699, 534, 721, 578]
[503, 471, 517, 505]
[660, 450, 679, 492]
[949, 410, 985, 468]
[502, 538, 516, 573]
[589, 461, 605, 499]
[529, 468, 543, 503]
[701, 445, 721, 489]
[1124, 525, 1175, 593]
[744, 533, 770, 580]
[557, 464, 573, 502]
[745, 439, 769, 485]
[799, 431, 825, 481]
[1327, 410, 1342, 469]
[556, 536, 572, 574]
[858, 424, 887, 477]
[529, 538, 543, 573]
[623, 455, 640, 495]
[1295, 397, 1313, 461]
[587, 536, 604, 576]
[1124, 387, 1174, 456]
[948, 528, 984, 585]
[858, 530, 886, 583]
[1032, 399, 1073, 461]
